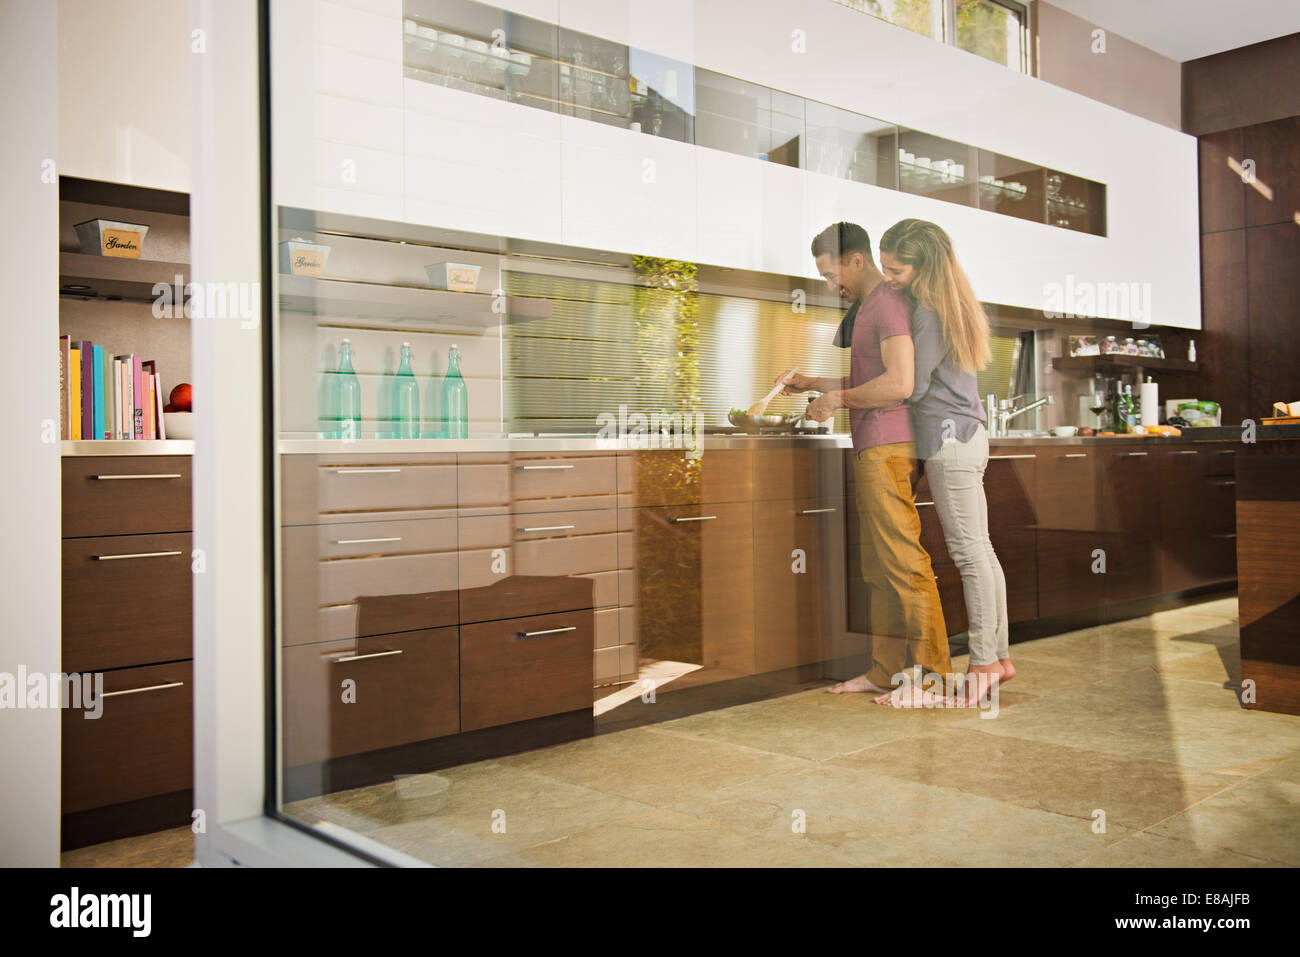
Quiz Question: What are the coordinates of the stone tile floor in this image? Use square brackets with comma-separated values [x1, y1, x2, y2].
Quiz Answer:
[64, 597, 1298, 867]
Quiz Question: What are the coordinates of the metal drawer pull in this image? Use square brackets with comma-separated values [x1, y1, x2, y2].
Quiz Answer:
[989, 454, 1036, 460]
[332, 537, 402, 545]
[671, 515, 717, 523]
[94, 550, 184, 561]
[1211, 532, 1237, 539]
[1063, 453, 1088, 458]
[334, 468, 401, 474]
[1172, 450, 1199, 455]
[797, 507, 838, 515]
[915, 501, 936, 507]
[517, 464, 575, 471]
[518, 626, 577, 638]
[1215, 480, 1236, 486]
[1126, 451, 1149, 456]
[93, 473, 182, 481]
[101, 681, 184, 699]
[331, 649, 404, 663]
[517, 524, 576, 533]
[1217, 450, 1235, 455]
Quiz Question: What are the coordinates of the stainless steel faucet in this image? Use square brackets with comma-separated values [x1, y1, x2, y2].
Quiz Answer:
[986, 393, 1054, 437]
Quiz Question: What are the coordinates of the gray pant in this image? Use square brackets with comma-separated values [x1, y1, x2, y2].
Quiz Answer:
[924, 425, 1009, 665]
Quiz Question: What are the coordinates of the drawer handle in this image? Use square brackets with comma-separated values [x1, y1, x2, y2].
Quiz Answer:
[332, 537, 402, 545]
[1214, 480, 1236, 487]
[518, 626, 577, 638]
[1211, 532, 1237, 539]
[333, 468, 401, 474]
[330, 649, 404, 663]
[988, 454, 1036, 460]
[93, 473, 182, 481]
[517, 524, 576, 533]
[1062, 453, 1088, 458]
[915, 501, 935, 507]
[516, 464, 575, 471]
[797, 507, 838, 515]
[94, 550, 184, 561]
[1125, 451, 1149, 456]
[101, 680, 184, 699]
[671, 515, 717, 523]
[1217, 450, 1235, 455]
[1172, 450, 1199, 455]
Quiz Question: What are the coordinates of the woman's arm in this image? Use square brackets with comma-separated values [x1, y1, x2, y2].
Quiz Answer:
[908, 305, 944, 405]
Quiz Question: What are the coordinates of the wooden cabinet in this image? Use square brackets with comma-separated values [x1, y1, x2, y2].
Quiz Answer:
[985, 453, 1038, 623]
[62, 661, 192, 815]
[1100, 448, 1162, 604]
[281, 453, 457, 525]
[1035, 449, 1101, 617]
[61, 454, 194, 848]
[457, 451, 617, 515]
[1159, 445, 1238, 592]
[460, 610, 594, 731]
[281, 627, 460, 766]
[753, 496, 845, 672]
[617, 449, 753, 508]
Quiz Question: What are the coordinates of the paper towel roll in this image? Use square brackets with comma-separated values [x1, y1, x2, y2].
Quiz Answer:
[1140, 379, 1159, 427]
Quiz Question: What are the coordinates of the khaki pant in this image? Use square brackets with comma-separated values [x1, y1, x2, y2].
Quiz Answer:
[853, 441, 952, 688]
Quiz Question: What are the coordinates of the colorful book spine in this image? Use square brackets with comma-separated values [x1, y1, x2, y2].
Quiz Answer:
[92, 345, 105, 441]
[132, 356, 144, 440]
[59, 336, 69, 440]
[69, 347, 81, 441]
[112, 360, 122, 439]
[79, 340, 94, 442]
[101, 347, 113, 439]
[154, 377, 167, 440]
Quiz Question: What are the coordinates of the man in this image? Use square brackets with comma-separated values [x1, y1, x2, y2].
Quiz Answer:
[777, 221, 950, 706]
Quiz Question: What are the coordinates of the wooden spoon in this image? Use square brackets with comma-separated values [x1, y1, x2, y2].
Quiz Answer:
[747, 367, 798, 417]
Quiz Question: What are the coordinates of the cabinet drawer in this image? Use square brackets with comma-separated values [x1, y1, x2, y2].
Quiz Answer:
[935, 563, 968, 637]
[62, 456, 190, 537]
[460, 610, 593, 731]
[281, 454, 457, 524]
[281, 627, 459, 766]
[1205, 446, 1237, 476]
[281, 517, 458, 645]
[458, 508, 617, 622]
[751, 447, 844, 502]
[457, 452, 616, 515]
[619, 450, 752, 507]
[62, 661, 191, 814]
[62, 533, 192, 672]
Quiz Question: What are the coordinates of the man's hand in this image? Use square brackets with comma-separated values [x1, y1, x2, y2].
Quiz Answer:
[774, 368, 804, 396]
[806, 391, 842, 422]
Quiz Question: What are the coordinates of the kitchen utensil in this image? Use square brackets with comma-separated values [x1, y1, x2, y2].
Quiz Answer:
[728, 411, 803, 432]
[746, 367, 798, 417]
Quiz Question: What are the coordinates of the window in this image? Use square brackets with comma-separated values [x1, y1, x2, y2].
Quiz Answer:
[835, 0, 1029, 72]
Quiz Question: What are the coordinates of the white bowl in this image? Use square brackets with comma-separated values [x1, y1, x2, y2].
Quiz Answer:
[163, 411, 195, 440]
[1052, 426, 1078, 437]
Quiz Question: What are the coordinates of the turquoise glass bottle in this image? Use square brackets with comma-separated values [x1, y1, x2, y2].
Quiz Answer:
[441, 344, 468, 439]
[336, 338, 362, 440]
[394, 341, 420, 439]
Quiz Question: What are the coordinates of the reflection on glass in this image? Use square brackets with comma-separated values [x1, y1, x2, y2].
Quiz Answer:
[805, 100, 897, 187]
[835, 0, 942, 39]
[956, 0, 1025, 70]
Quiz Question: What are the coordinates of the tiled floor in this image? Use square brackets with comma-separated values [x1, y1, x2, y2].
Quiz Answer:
[64, 596, 1300, 867]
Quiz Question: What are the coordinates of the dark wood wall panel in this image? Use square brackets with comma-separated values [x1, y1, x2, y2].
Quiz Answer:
[1197, 128, 1245, 233]
[1242, 116, 1300, 227]
[1183, 32, 1300, 136]
[1247, 222, 1300, 417]
[1185, 230, 1251, 424]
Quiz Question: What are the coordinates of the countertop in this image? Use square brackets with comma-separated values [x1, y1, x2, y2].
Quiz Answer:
[60, 425, 1300, 456]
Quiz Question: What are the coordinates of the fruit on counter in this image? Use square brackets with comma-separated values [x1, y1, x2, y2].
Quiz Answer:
[1098, 431, 1116, 436]
[170, 383, 192, 412]
[163, 404, 176, 413]
[1078, 427, 1095, 436]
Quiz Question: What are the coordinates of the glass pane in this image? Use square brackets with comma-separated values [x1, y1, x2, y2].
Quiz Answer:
[956, 0, 1024, 70]
[805, 99, 898, 188]
[898, 129, 976, 206]
[629, 47, 695, 142]
[834, 0, 941, 39]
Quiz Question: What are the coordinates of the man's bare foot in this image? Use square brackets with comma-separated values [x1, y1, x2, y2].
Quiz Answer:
[827, 675, 891, 694]
[873, 687, 946, 708]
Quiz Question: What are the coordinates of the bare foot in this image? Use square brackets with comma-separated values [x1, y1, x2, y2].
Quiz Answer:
[827, 675, 892, 694]
[998, 658, 1015, 683]
[873, 687, 947, 708]
[949, 670, 1000, 707]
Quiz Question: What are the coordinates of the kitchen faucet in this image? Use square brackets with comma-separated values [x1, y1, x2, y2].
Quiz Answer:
[986, 393, 1054, 437]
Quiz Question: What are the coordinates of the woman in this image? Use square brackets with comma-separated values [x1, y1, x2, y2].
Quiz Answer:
[878, 218, 1013, 703]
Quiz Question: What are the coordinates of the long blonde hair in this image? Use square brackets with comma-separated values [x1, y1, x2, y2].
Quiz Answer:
[879, 219, 991, 373]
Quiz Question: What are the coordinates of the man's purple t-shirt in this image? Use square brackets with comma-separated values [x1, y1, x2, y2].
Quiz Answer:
[848, 282, 916, 453]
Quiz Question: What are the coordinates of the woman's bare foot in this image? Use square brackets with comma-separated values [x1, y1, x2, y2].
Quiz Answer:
[952, 667, 1001, 706]
[998, 658, 1015, 682]
[827, 674, 892, 694]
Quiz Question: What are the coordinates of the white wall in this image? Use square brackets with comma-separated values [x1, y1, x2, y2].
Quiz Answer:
[0, 0, 62, 867]
[272, 0, 1201, 327]
[58, 0, 192, 192]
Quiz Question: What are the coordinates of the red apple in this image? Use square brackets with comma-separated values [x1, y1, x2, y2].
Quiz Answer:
[170, 383, 192, 412]
[163, 404, 177, 413]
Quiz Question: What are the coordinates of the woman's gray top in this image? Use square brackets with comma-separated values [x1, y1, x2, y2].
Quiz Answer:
[906, 303, 987, 460]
